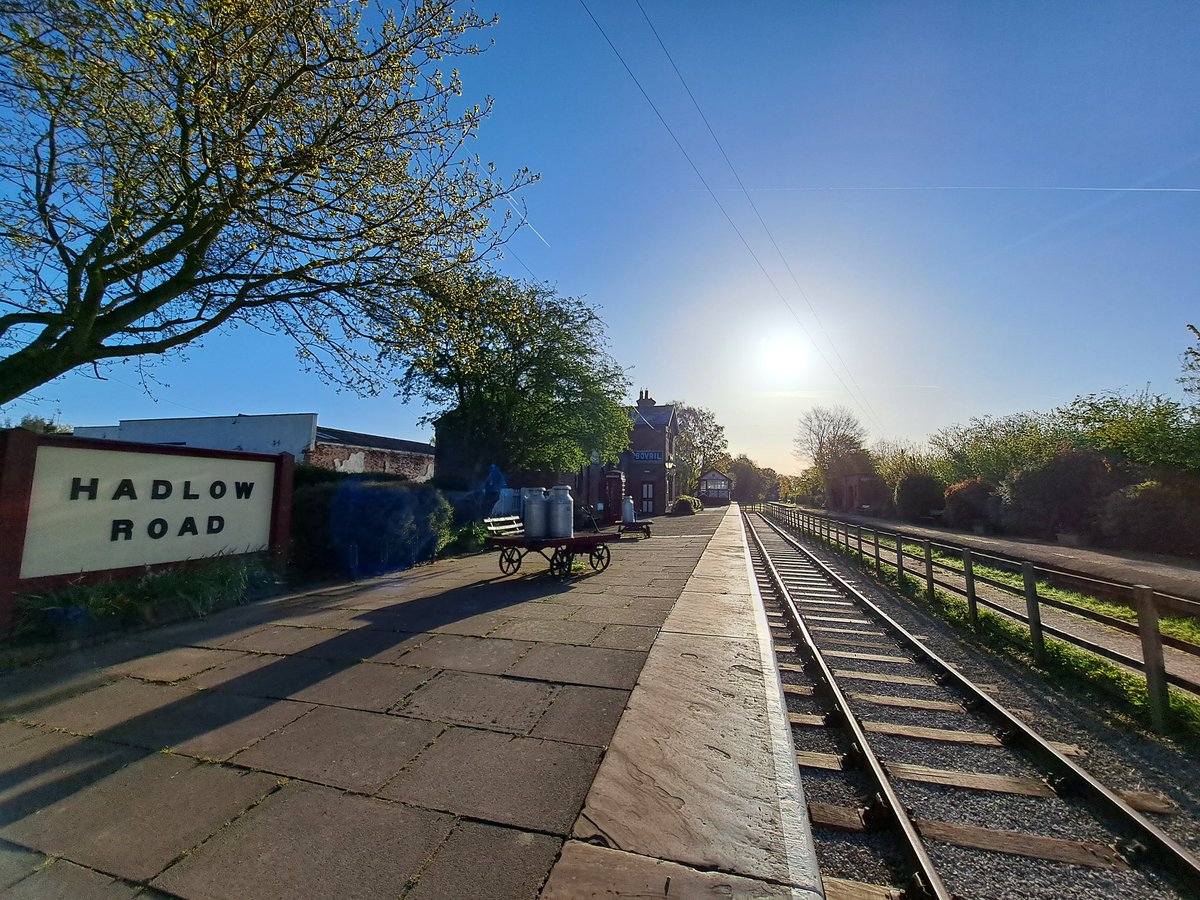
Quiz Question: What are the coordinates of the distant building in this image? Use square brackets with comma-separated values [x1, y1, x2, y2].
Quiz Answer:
[73, 413, 434, 481]
[697, 469, 732, 505]
[576, 390, 678, 517]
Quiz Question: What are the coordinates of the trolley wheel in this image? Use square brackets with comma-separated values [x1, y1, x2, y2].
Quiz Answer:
[499, 547, 522, 575]
[588, 544, 611, 572]
[549, 549, 574, 578]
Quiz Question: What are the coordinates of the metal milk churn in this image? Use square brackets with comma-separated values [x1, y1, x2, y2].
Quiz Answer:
[548, 484, 575, 538]
[522, 487, 548, 538]
[622, 494, 636, 524]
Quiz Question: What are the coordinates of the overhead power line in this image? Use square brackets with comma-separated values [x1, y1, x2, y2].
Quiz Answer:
[632, 0, 883, 433]
[577, 0, 883, 434]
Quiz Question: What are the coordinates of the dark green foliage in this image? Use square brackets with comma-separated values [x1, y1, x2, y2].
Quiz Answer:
[894, 473, 946, 521]
[439, 521, 489, 556]
[13, 556, 273, 640]
[289, 480, 453, 578]
[1003, 447, 1123, 539]
[943, 477, 997, 530]
[294, 465, 410, 488]
[671, 495, 702, 515]
[1098, 478, 1200, 557]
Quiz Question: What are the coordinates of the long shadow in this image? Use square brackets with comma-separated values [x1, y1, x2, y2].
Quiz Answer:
[0, 565, 582, 833]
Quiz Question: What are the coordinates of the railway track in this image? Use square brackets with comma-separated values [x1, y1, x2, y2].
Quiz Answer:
[743, 510, 1200, 899]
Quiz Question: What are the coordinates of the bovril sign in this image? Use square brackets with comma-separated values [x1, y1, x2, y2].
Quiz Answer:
[19, 445, 277, 579]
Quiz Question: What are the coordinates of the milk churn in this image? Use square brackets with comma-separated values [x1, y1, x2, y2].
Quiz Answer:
[548, 484, 575, 538]
[622, 494, 636, 524]
[522, 487, 548, 538]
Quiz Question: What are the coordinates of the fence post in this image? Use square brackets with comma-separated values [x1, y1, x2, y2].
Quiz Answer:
[873, 529, 881, 574]
[896, 535, 904, 581]
[923, 541, 935, 600]
[856, 524, 863, 557]
[963, 548, 978, 627]
[1022, 562, 1046, 665]
[1134, 585, 1169, 732]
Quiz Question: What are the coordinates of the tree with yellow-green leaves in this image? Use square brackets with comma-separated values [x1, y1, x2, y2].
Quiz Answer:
[0, 0, 532, 404]
[387, 270, 630, 481]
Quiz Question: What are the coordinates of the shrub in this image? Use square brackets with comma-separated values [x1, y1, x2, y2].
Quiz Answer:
[943, 477, 997, 530]
[894, 474, 946, 521]
[289, 480, 453, 579]
[1098, 479, 1200, 557]
[671, 496, 698, 515]
[1003, 447, 1122, 539]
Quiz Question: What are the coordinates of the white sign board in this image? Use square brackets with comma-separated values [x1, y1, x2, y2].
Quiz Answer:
[20, 445, 276, 579]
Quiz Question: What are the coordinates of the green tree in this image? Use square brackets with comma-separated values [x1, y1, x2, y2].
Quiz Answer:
[929, 412, 1074, 485]
[388, 271, 630, 478]
[1061, 389, 1200, 471]
[670, 403, 728, 493]
[0, 0, 531, 404]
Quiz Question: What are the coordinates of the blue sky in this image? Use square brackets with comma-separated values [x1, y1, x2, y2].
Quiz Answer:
[5, 0, 1200, 474]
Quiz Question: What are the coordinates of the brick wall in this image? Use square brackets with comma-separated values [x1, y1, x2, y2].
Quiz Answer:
[307, 442, 434, 481]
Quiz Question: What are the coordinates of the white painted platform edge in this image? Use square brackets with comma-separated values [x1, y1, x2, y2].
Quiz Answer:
[738, 508, 826, 899]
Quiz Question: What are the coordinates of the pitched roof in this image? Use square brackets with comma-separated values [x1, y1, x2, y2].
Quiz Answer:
[628, 403, 675, 429]
[315, 426, 434, 456]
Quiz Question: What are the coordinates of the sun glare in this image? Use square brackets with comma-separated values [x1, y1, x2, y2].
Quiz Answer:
[757, 335, 807, 383]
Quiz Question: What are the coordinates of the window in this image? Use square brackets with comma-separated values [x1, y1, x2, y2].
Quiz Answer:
[641, 481, 654, 514]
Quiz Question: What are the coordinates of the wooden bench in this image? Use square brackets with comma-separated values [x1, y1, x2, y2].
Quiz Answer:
[483, 515, 524, 538]
[483, 516, 617, 578]
[616, 518, 652, 539]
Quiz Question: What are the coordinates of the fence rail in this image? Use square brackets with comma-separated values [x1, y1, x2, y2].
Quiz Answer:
[756, 502, 1200, 730]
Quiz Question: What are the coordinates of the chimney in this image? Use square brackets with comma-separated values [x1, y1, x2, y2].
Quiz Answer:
[636, 389, 655, 408]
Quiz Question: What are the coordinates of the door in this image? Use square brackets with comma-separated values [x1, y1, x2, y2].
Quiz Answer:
[641, 481, 654, 515]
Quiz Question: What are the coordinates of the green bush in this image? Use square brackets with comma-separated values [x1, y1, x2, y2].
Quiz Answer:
[1098, 479, 1200, 557]
[943, 477, 997, 530]
[671, 496, 699, 515]
[1003, 447, 1122, 539]
[289, 480, 453, 578]
[894, 473, 946, 521]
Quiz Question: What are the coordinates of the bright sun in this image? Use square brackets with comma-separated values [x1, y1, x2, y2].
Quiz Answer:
[757, 335, 807, 383]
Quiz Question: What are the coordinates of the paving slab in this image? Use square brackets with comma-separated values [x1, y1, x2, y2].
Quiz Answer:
[567, 605, 670, 627]
[105, 646, 243, 683]
[404, 821, 561, 900]
[191, 653, 342, 699]
[391, 632, 534, 674]
[379, 726, 600, 833]
[589, 623, 658, 652]
[232, 705, 440, 793]
[505, 643, 646, 689]
[153, 782, 454, 900]
[1, 753, 276, 881]
[4, 857, 140, 899]
[399, 670, 555, 733]
[542, 841, 803, 899]
[288, 661, 430, 712]
[0, 840, 42, 890]
[105, 693, 315, 760]
[16, 678, 190, 736]
[489, 617, 605, 645]
[0, 730, 138, 828]
[530, 684, 630, 747]
[214, 624, 343, 655]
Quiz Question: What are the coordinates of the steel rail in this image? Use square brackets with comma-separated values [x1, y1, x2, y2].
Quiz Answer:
[743, 513, 951, 900]
[751, 510, 1200, 889]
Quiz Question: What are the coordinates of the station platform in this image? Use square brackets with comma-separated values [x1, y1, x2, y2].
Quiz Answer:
[0, 504, 821, 899]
